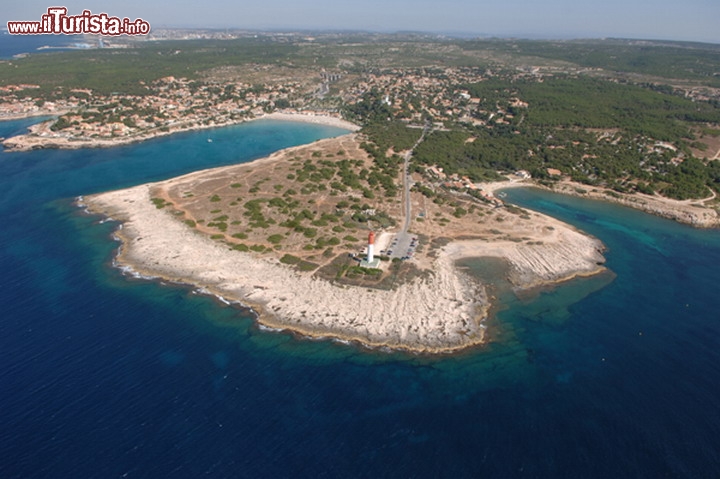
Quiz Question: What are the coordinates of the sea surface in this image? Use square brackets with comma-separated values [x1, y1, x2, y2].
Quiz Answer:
[2, 118, 720, 478]
[0, 33, 84, 59]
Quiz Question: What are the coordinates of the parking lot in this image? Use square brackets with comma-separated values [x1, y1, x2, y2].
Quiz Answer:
[380, 232, 418, 261]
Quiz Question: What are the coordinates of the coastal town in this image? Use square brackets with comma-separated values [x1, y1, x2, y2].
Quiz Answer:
[2, 41, 717, 149]
[3, 45, 719, 206]
[1, 75, 315, 147]
[2, 35, 719, 229]
[0, 64, 526, 147]
[1, 34, 718, 223]
[4, 61, 711, 146]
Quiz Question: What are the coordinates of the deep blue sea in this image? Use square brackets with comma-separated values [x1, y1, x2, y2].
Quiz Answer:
[0, 33, 84, 59]
[2, 117, 720, 478]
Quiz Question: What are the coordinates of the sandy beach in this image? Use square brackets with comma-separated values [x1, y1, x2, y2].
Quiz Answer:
[84, 162, 607, 353]
[260, 112, 361, 131]
[2, 111, 359, 152]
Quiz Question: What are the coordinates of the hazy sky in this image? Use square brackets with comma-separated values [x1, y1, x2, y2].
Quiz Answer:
[4, 0, 719, 44]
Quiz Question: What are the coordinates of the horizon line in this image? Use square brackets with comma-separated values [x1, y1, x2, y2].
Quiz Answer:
[1, 26, 718, 46]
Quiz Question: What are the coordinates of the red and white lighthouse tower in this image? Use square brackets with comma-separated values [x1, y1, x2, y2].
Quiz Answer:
[367, 231, 375, 263]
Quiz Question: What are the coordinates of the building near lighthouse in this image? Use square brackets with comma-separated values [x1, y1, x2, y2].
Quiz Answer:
[359, 231, 381, 269]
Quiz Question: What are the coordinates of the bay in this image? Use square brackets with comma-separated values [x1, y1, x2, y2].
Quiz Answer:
[0, 33, 84, 59]
[1, 119, 720, 478]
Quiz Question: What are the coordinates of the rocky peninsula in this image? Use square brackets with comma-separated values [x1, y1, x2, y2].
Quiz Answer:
[84, 133, 607, 353]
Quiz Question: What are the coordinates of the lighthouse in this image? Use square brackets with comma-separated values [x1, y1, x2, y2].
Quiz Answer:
[367, 231, 375, 263]
[360, 231, 380, 269]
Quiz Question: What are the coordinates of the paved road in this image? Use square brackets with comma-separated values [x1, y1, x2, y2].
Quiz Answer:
[387, 123, 430, 260]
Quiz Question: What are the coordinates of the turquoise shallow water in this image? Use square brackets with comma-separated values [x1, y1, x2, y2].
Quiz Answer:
[2, 119, 720, 477]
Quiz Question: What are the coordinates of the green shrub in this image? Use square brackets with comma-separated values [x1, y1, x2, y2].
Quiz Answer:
[267, 234, 284, 244]
[280, 254, 301, 264]
[297, 261, 319, 271]
[151, 197, 167, 209]
[453, 207, 467, 218]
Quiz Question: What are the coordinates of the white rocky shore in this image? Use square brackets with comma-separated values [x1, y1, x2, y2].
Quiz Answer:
[85, 178, 607, 353]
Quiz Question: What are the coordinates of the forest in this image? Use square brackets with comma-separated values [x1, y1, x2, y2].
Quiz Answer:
[365, 75, 720, 200]
[462, 76, 720, 140]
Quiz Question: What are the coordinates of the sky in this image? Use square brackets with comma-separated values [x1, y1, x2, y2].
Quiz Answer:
[3, 0, 719, 44]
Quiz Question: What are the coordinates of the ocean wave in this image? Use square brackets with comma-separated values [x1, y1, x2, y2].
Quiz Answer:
[113, 261, 157, 281]
[192, 289, 250, 311]
[257, 324, 286, 333]
[75, 195, 92, 215]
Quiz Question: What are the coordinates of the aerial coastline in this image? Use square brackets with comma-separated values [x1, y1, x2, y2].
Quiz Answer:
[83, 134, 608, 353]
[2, 34, 718, 354]
[1, 110, 359, 151]
[3, 100, 716, 228]
[3, 12, 720, 477]
[2, 35, 717, 231]
[480, 178, 720, 229]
